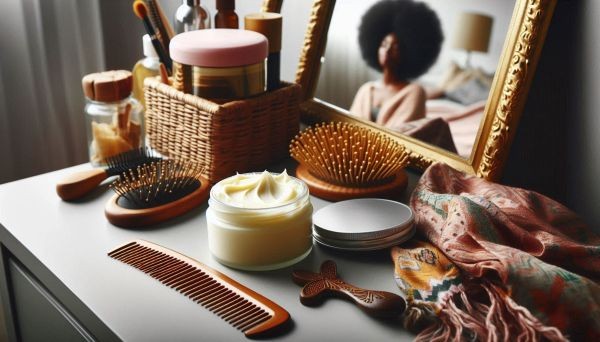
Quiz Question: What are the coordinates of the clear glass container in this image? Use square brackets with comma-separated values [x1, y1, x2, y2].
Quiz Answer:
[84, 96, 144, 166]
[206, 172, 313, 271]
[132, 35, 160, 109]
[174, 0, 211, 33]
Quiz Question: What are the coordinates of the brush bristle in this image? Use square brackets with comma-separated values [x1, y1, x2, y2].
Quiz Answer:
[105, 147, 162, 176]
[133, 0, 148, 19]
[289, 122, 409, 187]
[109, 159, 205, 209]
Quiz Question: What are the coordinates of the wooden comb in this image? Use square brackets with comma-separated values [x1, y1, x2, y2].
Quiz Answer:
[109, 240, 290, 337]
[290, 122, 409, 202]
[292, 260, 406, 318]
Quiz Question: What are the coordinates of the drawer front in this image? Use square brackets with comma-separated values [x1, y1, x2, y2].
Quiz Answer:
[8, 259, 95, 342]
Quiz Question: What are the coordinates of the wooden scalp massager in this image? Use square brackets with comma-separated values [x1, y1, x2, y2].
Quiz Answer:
[56, 147, 162, 201]
[290, 122, 410, 201]
[105, 159, 210, 228]
[292, 260, 406, 318]
[109, 240, 290, 337]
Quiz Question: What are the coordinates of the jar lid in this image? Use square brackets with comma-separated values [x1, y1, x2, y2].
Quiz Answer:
[170, 29, 268, 67]
[82, 70, 132, 102]
[312, 198, 415, 250]
[245, 13, 282, 53]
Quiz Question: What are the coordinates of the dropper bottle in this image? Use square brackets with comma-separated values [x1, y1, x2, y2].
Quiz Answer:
[174, 0, 211, 33]
[132, 34, 159, 109]
[215, 0, 239, 29]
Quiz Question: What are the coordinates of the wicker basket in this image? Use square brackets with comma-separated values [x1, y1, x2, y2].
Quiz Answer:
[144, 77, 301, 183]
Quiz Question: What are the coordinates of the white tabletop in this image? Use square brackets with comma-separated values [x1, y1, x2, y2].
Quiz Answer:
[0, 164, 419, 341]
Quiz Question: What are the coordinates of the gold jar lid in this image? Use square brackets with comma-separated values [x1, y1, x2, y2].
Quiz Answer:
[82, 70, 133, 102]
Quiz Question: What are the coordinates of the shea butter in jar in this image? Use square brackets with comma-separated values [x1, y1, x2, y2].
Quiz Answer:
[207, 171, 312, 271]
[169, 29, 267, 100]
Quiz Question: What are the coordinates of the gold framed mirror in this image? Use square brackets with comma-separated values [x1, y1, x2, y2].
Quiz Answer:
[267, 0, 556, 181]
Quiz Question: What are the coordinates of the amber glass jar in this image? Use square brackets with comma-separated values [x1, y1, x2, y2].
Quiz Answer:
[215, 0, 238, 28]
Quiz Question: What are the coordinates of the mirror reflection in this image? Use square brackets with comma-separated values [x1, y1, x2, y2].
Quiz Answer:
[315, 0, 515, 158]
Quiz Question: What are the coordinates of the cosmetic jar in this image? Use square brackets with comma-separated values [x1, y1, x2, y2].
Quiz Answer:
[206, 171, 313, 271]
[82, 70, 144, 166]
[312, 199, 415, 251]
[170, 29, 267, 100]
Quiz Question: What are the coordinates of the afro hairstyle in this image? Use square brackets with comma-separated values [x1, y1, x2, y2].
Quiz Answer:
[358, 0, 444, 81]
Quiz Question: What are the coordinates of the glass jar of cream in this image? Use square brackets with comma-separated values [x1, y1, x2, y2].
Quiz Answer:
[169, 29, 267, 100]
[206, 171, 312, 271]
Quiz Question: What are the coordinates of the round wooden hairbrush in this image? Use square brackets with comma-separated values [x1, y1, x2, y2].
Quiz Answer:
[105, 160, 210, 228]
[292, 260, 406, 318]
[289, 122, 409, 201]
[56, 147, 162, 201]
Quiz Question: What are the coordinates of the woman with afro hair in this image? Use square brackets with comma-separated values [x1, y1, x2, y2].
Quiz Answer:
[349, 0, 443, 131]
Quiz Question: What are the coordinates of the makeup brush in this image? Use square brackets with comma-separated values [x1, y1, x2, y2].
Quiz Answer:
[144, 0, 172, 58]
[56, 147, 162, 201]
[105, 159, 210, 227]
[289, 122, 410, 201]
[133, 0, 172, 74]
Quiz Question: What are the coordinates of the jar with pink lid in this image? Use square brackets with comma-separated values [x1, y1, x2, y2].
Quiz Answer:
[169, 28, 268, 101]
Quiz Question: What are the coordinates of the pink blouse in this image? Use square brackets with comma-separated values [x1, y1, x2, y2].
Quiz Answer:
[349, 82, 426, 132]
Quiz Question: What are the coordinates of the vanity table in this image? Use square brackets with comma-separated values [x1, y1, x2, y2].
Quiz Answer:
[0, 164, 420, 341]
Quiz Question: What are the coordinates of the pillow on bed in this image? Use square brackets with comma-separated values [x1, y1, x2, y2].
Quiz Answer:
[446, 78, 490, 105]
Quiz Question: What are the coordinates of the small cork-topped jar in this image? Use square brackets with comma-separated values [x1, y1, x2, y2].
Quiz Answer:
[169, 29, 268, 101]
[82, 70, 144, 166]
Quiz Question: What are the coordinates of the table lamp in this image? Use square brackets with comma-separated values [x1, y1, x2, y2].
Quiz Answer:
[452, 12, 494, 69]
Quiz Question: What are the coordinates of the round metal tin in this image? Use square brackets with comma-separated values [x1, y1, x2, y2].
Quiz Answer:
[313, 225, 416, 251]
[312, 198, 415, 251]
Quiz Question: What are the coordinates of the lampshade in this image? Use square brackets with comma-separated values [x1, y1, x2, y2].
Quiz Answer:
[452, 12, 494, 53]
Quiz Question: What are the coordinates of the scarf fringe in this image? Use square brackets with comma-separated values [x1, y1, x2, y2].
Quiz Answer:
[405, 282, 567, 342]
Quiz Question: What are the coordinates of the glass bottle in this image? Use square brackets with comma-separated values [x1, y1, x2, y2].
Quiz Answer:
[215, 0, 238, 29]
[132, 34, 159, 110]
[174, 0, 211, 33]
[82, 71, 144, 166]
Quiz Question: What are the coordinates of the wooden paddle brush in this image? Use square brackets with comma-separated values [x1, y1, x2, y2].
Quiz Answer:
[56, 147, 162, 201]
[105, 159, 209, 228]
[289, 122, 410, 201]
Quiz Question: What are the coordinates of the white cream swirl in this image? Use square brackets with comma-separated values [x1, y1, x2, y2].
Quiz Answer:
[213, 170, 304, 208]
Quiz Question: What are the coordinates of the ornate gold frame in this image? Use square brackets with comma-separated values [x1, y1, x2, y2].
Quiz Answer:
[265, 0, 557, 181]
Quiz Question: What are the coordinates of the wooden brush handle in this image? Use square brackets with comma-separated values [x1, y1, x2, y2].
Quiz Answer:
[302, 280, 406, 318]
[293, 261, 406, 318]
[56, 168, 108, 201]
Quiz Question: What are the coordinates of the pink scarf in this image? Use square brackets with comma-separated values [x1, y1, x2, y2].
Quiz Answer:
[392, 163, 600, 341]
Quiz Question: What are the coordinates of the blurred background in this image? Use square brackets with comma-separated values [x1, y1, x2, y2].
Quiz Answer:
[0, 0, 598, 231]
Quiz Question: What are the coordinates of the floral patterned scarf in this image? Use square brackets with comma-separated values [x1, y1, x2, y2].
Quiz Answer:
[392, 163, 600, 341]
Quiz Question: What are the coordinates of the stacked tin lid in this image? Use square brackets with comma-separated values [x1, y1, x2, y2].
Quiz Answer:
[312, 199, 415, 251]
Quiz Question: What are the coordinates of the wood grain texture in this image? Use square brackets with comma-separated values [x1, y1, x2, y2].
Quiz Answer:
[292, 260, 406, 318]
[56, 168, 108, 201]
[108, 240, 290, 337]
[104, 177, 210, 228]
[295, 164, 407, 202]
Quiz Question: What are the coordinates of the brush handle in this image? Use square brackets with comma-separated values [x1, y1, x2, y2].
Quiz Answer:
[56, 169, 108, 201]
[140, 10, 172, 73]
[292, 261, 406, 318]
